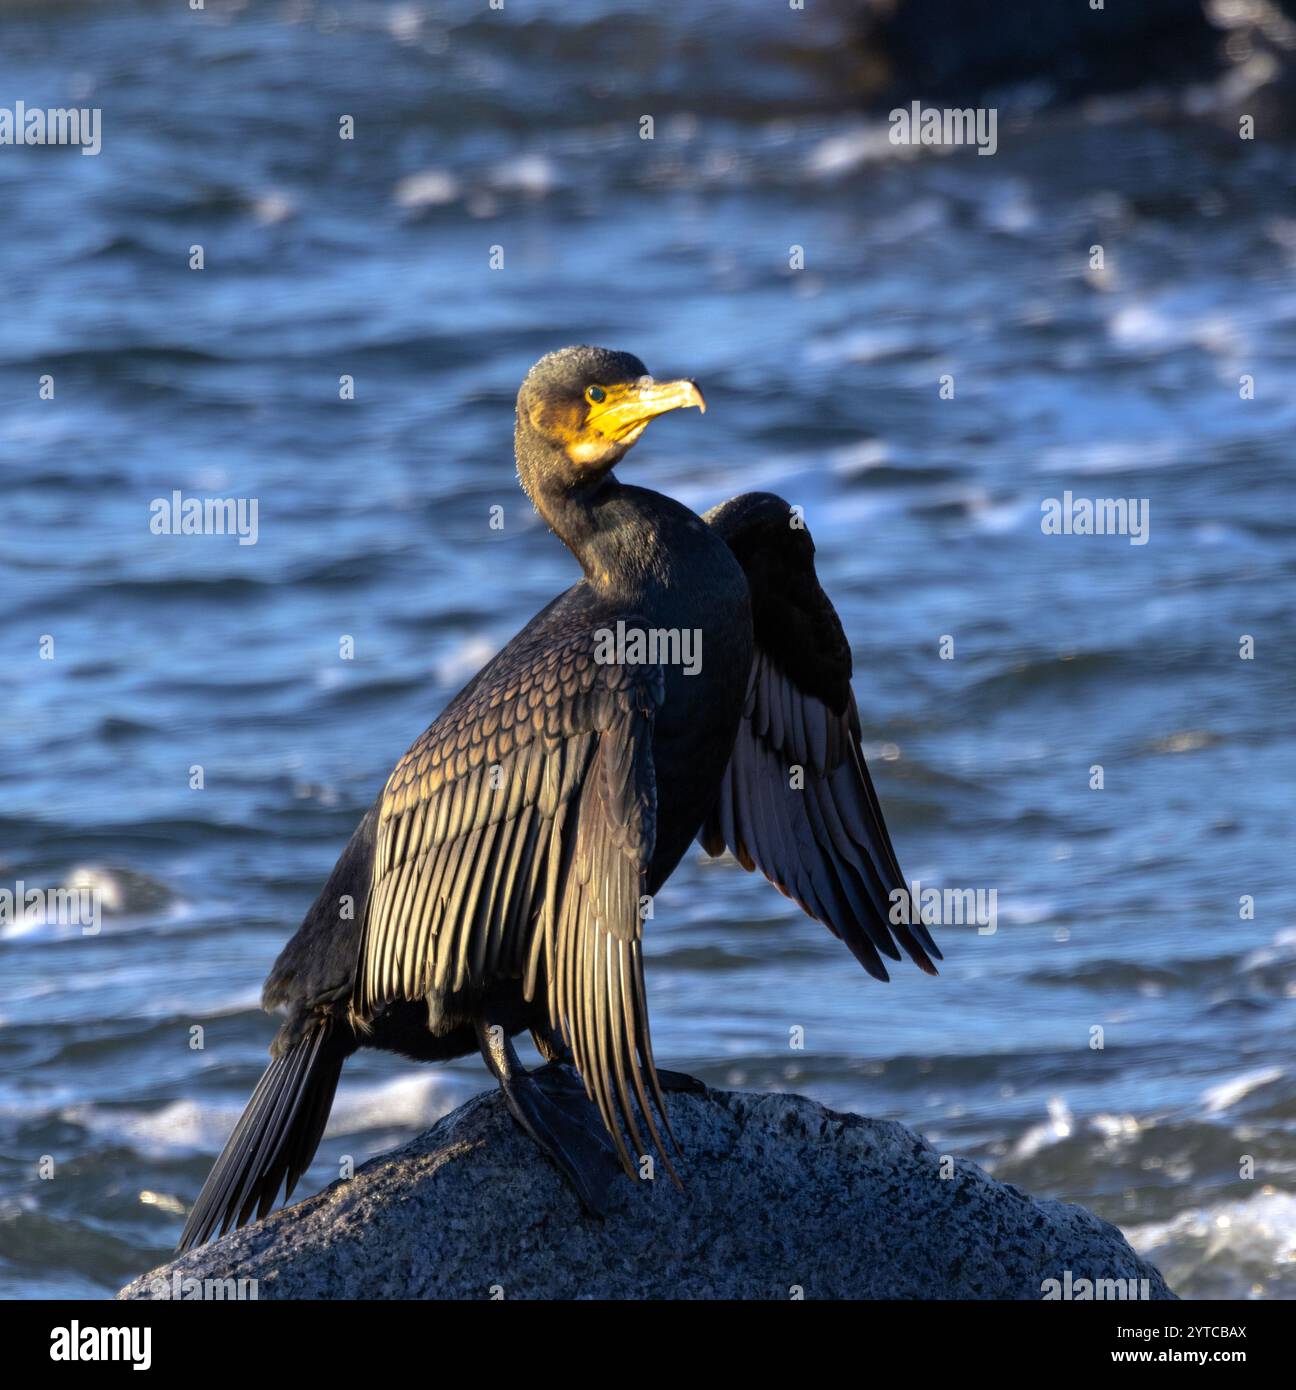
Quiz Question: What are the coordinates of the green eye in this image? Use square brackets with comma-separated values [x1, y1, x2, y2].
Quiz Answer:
[585, 385, 606, 404]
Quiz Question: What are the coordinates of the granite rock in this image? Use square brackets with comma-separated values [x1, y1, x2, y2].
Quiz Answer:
[119, 1084, 1176, 1301]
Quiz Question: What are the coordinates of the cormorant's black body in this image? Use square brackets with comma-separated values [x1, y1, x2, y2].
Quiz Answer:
[177, 348, 938, 1250]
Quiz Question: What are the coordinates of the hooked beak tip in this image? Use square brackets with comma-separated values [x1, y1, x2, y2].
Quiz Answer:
[661, 379, 705, 415]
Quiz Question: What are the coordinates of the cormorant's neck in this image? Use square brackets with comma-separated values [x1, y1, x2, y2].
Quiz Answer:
[516, 431, 630, 585]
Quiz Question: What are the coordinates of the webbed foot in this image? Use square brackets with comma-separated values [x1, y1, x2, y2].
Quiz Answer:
[654, 1068, 708, 1095]
[476, 1023, 623, 1217]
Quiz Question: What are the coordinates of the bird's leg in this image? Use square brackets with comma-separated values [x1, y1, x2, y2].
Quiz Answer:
[529, 1022, 569, 1066]
[531, 1022, 708, 1096]
[475, 1018, 622, 1217]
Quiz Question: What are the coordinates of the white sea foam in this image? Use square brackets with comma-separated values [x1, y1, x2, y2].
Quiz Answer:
[394, 169, 459, 209]
[1126, 1190, 1296, 1300]
[1011, 1096, 1073, 1159]
[437, 635, 499, 688]
[62, 1072, 459, 1159]
[1033, 437, 1185, 475]
[1201, 1066, 1284, 1115]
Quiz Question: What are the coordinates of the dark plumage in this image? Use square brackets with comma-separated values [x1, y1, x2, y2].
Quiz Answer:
[177, 345, 938, 1250]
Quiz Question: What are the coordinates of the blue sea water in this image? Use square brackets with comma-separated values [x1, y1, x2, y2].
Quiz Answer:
[0, 0, 1294, 1299]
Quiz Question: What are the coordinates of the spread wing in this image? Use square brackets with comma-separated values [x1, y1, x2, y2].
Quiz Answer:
[700, 493, 940, 981]
[355, 608, 674, 1174]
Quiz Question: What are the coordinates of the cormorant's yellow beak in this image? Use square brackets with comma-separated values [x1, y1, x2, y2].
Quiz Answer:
[585, 378, 706, 444]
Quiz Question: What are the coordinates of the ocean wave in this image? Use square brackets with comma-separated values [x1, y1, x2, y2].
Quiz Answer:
[1127, 1190, 1296, 1300]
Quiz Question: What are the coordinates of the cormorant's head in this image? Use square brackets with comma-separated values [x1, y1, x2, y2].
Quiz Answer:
[515, 346, 705, 490]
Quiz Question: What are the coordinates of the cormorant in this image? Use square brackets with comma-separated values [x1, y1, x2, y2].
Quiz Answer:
[177, 345, 939, 1250]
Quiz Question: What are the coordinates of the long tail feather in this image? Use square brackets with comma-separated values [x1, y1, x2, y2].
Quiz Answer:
[177, 1020, 345, 1252]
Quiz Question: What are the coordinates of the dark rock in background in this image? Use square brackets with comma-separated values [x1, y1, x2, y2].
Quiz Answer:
[854, 0, 1223, 104]
[846, 0, 1296, 129]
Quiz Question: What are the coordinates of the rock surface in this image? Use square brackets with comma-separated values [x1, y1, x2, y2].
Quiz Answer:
[852, 0, 1226, 104]
[848, 0, 1296, 125]
[120, 1085, 1175, 1300]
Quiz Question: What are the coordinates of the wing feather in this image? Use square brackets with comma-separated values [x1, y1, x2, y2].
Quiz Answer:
[702, 493, 941, 979]
[354, 616, 673, 1175]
